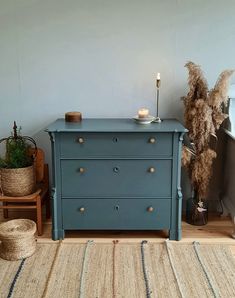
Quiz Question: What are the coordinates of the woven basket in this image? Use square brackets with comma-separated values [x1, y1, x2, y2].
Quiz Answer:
[0, 219, 37, 261]
[0, 165, 36, 196]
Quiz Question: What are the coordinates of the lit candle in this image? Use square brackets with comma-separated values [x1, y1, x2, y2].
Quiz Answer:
[157, 73, 161, 80]
[138, 108, 149, 118]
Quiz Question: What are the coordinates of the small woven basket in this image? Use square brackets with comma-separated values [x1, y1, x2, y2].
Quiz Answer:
[0, 165, 36, 196]
[0, 219, 37, 261]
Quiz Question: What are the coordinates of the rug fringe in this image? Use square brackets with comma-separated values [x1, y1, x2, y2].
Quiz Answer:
[42, 240, 62, 298]
[141, 240, 152, 298]
[112, 240, 119, 298]
[7, 258, 26, 298]
[165, 240, 185, 298]
[193, 241, 219, 298]
[79, 240, 94, 298]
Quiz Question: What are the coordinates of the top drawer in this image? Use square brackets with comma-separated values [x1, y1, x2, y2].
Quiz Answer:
[59, 132, 173, 158]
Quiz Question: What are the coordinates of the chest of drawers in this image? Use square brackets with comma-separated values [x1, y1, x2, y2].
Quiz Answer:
[46, 118, 186, 240]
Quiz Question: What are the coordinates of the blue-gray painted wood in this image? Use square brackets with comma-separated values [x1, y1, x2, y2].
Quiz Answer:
[46, 118, 186, 133]
[61, 159, 172, 197]
[169, 132, 181, 240]
[176, 132, 184, 240]
[46, 118, 186, 240]
[62, 198, 171, 230]
[49, 132, 64, 240]
[60, 132, 173, 158]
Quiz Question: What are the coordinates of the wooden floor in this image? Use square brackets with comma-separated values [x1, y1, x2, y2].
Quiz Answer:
[1, 210, 235, 256]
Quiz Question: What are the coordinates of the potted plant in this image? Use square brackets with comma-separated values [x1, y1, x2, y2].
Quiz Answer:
[182, 62, 234, 225]
[0, 122, 37, 196]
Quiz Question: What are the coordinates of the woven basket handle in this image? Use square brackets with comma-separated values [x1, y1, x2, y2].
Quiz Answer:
[22, 136, 38, 160]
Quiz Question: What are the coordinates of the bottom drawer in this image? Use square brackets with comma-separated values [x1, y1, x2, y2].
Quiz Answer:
[62, 198, 171, 230]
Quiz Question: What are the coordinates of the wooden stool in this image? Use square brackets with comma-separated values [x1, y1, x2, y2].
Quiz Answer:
[0, 149, 50, 236]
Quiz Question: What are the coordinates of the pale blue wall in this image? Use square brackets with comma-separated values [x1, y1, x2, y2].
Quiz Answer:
[1, 0, 235, 135]
[1, 0, 235, 202]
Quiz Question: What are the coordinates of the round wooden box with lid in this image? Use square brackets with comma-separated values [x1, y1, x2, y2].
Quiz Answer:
[65, 112, 82, 123]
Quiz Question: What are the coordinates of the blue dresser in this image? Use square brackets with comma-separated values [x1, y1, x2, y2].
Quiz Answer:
[46, 118, 186, 240]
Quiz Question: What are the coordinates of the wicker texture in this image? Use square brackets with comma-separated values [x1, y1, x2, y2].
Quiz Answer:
[0, 219, 37, 261]
[0, 242, 235, 297]
[0, 165, 36, 196]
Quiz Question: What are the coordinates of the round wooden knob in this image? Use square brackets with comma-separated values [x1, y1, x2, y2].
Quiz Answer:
[77, 137, 84, 144]
[149, 137, 156, 144]
[79, 167, 85, 173]
[149, 167, 155, 173]
[147, 206, 154, 212]
[79, 207, 85, 213]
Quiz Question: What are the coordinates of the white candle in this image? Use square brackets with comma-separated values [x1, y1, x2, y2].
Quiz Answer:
[157, 73, 161, 80]
[138, 108, 149, 118]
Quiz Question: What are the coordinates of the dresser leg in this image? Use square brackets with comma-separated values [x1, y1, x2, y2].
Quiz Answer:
[169, 229, 181, 241]
[52, 229, 65, 240]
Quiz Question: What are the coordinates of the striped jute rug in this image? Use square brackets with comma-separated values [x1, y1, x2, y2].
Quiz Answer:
[0, 241, 235, 298]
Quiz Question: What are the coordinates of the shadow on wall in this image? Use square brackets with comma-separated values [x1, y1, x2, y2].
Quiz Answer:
[181, 167, 191, 213]
[221, 132, 235, 220]
[207, 129, 226, 207]
[182, 128, 226, 213]
[32, 129, 52, 181]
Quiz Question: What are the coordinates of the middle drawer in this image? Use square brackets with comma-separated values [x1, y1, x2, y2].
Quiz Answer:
[61, 159, 172, 197]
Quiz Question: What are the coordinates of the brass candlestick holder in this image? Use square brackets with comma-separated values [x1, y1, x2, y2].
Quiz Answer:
[153, 77, 161, 123]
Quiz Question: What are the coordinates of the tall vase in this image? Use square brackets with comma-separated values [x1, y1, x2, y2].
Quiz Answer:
[186, 194, 208, 226]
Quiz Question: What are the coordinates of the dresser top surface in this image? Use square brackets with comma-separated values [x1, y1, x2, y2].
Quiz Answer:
[46, 118, 187, 133]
